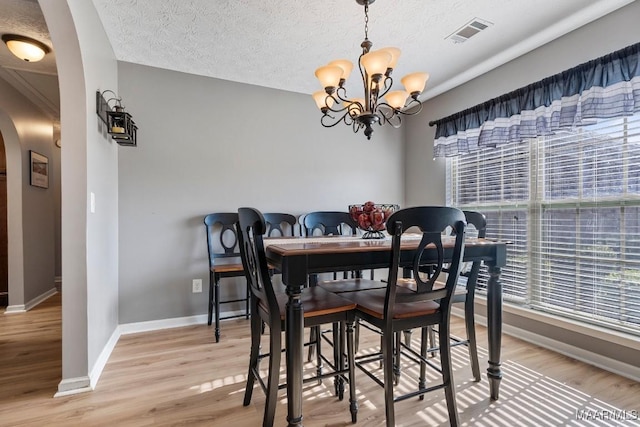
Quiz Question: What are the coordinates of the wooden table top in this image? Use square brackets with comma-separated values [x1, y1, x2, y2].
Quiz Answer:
[265, 235, 503, 256]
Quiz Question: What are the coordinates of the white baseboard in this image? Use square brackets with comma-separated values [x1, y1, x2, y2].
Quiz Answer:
[54, 309, 245, 395]
[4, 304, 25, 314]
[89, 326, 121, 389]
[118, 309, 245, 335]
[4, 288, 58, 314]
[55, 377, 91, 397]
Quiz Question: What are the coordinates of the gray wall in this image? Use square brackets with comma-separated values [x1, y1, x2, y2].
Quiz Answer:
[0, 77, 56, 306]
[117, 62, 406, 324]
[404, 1, 640, 366]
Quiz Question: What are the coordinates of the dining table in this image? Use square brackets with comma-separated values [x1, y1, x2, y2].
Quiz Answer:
[264, 234, 508, 427]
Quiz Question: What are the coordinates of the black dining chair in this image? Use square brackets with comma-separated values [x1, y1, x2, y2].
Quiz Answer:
[263, 212, 297, 237]
[238, 207, 358, 427]
[303, 211, 359, 359]
[303, 210, 358, 283]
[203, 213, 248, 343]
[338, 206, 467, 427]
[303, 211, 357, 238]
[423, 210, 487, 381]
[401, 210, 486, 382]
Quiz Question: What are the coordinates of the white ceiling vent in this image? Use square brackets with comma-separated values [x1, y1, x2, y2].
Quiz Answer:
[446, 18, 493, 44]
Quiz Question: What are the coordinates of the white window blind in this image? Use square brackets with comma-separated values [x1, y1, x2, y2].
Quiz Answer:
[447, 115, 640, 336]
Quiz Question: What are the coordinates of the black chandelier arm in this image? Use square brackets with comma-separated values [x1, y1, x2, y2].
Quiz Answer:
[328, 94, 366, 117]
[357, 49, 374, 112]
[375, 98, 423, 118]
[334, 86, 351, 104]
[376, 75, 394, 100]
[323, 100, 350, 114]
[387, 114, 402, 128]
[352, 119, 364, 134]
[376, 106, 402, 128]
[322, 90, 366, 116]
[401, 98, 423, 116]
[321, 110, 357, 128]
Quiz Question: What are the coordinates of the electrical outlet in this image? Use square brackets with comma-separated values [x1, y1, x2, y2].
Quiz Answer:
[192, 279, 202, 293]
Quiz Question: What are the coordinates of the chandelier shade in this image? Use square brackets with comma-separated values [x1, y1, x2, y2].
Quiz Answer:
[328, 59, 354, 81]
[314, 65, 343, 91]
[385, 90, 410, 110]
[401, 72, 430, 95]
[312, 0, 427, 139]
[360, 50, 392, 78]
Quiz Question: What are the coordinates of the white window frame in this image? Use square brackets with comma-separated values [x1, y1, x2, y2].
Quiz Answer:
[446, 115, 640, 338]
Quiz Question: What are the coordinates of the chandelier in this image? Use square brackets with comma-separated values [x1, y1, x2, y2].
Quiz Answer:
[312, 0, 429, 140]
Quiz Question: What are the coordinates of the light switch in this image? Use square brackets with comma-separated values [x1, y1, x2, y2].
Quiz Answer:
[90, 192, 95, 213]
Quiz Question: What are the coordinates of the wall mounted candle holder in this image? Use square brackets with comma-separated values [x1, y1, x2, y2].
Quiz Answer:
[96, 90, 138, 146]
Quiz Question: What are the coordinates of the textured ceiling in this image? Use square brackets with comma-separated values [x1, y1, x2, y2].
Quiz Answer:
[0, 0, 56, 74]
[90, 0, 634, 100]
[0, 0, 59, 119]
[0, 0, 635, 118]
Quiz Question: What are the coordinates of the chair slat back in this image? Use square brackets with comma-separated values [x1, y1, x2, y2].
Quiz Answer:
[237, 208, 279, 319]
[204, 213, 241, 267]
[263, 213, 297, 237]
[303, 211, 357, 236]
[460, 210, 487, 288]
[385, 206, 466, 320]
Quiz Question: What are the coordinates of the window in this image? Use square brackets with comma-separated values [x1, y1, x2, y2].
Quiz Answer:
[447, 115, 640, 336]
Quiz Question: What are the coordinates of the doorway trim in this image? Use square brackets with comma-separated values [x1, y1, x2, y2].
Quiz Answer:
[0, 116, 25, 311]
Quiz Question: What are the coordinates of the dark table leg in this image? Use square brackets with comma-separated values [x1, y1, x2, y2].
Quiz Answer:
[486, 264, 503, 400]
[282, 257, 306, 427]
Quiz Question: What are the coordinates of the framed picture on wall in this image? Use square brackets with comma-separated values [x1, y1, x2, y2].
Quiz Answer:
[29, 151, 49, 189]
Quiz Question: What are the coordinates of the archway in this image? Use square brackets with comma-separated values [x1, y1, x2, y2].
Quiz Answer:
[39, 0, 90, 394]
[0, 132, 7, 307]
[0, 113, 25, 309]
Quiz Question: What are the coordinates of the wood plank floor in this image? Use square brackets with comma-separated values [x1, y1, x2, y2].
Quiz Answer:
[1, 293, 639, 426]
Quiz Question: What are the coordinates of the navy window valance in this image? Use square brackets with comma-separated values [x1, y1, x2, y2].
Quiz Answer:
[430, 42, 640, 157]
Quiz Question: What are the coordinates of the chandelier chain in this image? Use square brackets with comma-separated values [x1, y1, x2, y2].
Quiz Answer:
[364, 1, 369, 40]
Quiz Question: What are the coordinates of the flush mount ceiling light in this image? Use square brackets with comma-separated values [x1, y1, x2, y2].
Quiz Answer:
[2, 34, 50, 62]
[313, 0, 429, 140]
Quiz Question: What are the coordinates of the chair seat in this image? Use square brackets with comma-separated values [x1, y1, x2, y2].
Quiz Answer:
[318, 278, 387, 293]
[211, 263, 244, 274]
[259, 286, 356, 320]
[344, 287, 440, 320]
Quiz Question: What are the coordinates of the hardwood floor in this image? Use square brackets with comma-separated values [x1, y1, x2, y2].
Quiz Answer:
[2, 293, 639, 426]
